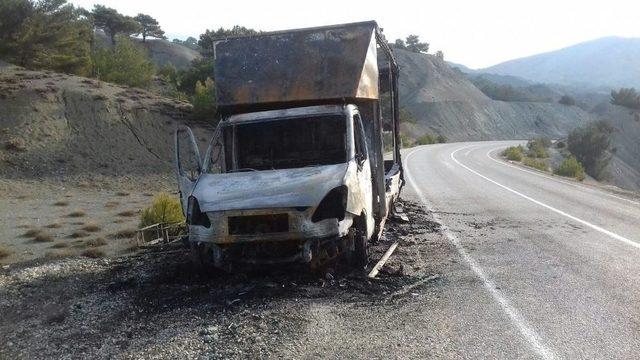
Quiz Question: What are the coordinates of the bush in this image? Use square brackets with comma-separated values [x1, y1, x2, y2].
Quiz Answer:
[139, 192, 185, 228]
[522, 157, 548, 171]
[92, 36, 155, 87]
[610, 88, 640, 110]
[526, 138, 550, 158]
[567, 120, 613, 180]
[399, 133, 414, 148]
[554, 156, 586, 181]
[436, 134, 448, 143]
[558, 95, 576, 106]
[416, 133, 437, 145]
[191, 77, 216, 120]
[503, 146, 524, 161]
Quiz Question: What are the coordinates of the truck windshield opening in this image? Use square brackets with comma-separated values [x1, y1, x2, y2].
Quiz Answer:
[229, 115, 346, 171]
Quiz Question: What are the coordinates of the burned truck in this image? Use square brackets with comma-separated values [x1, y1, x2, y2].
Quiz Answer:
[175, 21, 403, 270]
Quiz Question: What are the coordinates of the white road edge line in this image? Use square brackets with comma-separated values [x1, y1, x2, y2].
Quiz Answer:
[405, 147, 557, 360]
[485, 146, 640, 207]
[450, 147, 640, 249]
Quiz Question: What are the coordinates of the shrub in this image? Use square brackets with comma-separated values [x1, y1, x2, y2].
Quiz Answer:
[399, 133, 414, 148]
[610, 88, 640, 110]
[503, 146, 524, 161]
[86, 237, 107, 247]
[416, 133, 436, 145]
[436, 135, 448, 143]
[556, 141, 565, 149]
[5, 137, 27, 152]
[33, 232, 54, 242]
[567, 120, 613, 180]
[526, 138, 550, 158]
[558, 95, 576, 106]
[81, 248, 105, 258]
[69, 230, 89, 238]
[67, 210, 86, 218]
[92, 36, 155, 87]
[0, 245, 13, 259]
[139, 192, 185, 228]
[82, 222, 102, 232]
[554, 156, 586, 181]
[522, 157, 549, 171]
[191, 77, 216, 120]
[111, 228, 137, 239]
[117, 210, 137, 217]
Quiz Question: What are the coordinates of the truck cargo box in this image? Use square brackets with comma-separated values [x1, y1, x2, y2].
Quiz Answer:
[214, 21, 381, 112]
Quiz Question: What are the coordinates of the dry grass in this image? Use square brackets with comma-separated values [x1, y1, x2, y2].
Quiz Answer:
[86, 237, 107, 247]
[67, 209, 86, 218]
[22, 228, 42, 237]
[104, 201, 120, 208]
[69, 230, 89, 238]
[111, 228, 137, 239]
[81, 222, 102, 232]
[113, 219, 125, 224]
[33, 232, 54, 243]
[46, 221, 63, 229]
[117, 210, 137, 217]
[0, 245, 13, 259]
[5, 137, 26, 152]
[50, 242, 69, 249]
[44, 250, 74, 260]
[53, 200, 69, 206]
[115, 191, 130, 197]
[81, 248, 105, 258]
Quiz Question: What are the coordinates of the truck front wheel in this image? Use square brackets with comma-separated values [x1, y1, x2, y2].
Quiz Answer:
[350, 219, 369, 269]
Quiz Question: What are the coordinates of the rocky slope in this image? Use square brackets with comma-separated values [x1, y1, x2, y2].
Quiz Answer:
[395, 49, 595, 141]
[0, 62, 212, 180]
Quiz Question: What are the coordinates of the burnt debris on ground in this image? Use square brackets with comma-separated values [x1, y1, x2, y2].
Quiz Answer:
[0, 200, 444, 359]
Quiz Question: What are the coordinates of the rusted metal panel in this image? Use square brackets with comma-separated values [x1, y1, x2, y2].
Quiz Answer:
[214, 21, 380, 111]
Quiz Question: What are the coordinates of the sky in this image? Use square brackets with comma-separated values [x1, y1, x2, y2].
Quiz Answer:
[69, 0, 640, 69]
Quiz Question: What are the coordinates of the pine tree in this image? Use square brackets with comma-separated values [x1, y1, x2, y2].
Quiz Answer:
[134, 14, 165, 42]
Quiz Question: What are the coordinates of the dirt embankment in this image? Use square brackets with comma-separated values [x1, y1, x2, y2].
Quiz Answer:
[395, 49, 596, 141]
[0, 63, 213, 181]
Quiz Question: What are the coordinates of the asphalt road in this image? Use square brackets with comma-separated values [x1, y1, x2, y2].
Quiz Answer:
[403, 141, 640, 359]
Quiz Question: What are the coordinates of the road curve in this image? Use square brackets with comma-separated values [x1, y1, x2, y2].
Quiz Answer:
[403, 141, 640, 359]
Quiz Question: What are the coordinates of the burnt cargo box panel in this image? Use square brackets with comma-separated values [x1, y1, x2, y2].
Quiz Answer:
[214, 21, 380, 111]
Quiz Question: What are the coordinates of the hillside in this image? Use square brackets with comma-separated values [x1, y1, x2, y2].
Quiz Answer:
[480, 37, 640, 89]
[94, 31, 201, 70]
[0, 62, 212, 180]
[395, 49, 595, 141]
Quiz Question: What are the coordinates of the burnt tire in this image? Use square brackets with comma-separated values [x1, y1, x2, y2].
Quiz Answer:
[351, 220, 369, 269]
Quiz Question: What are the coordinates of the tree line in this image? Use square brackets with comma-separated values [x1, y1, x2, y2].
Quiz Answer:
[0, 0, 167, 76]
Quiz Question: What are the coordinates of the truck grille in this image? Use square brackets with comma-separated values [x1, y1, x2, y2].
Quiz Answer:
[228, 214, 289, 235]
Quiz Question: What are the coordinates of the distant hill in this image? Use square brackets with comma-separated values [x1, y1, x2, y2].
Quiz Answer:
[395, 49, 595, 141]
[446, 61, 476, 74]
[480, 37, 640, 89]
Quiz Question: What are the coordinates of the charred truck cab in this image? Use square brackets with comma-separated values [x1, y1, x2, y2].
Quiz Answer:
[175, 21, 403, 270]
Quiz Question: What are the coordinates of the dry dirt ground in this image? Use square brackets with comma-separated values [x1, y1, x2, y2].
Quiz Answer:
[0, 176, 174, 264]
[0, 199, 449, 359]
